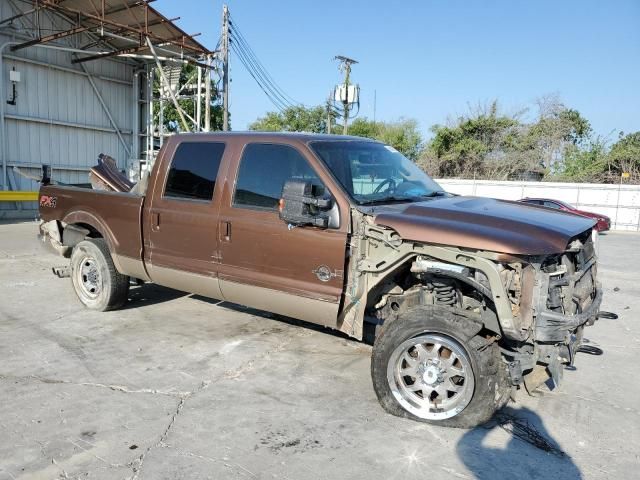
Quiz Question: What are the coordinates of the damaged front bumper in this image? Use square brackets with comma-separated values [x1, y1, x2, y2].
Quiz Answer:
[536, 283, 603, 342]
[508, 233, 604, 391]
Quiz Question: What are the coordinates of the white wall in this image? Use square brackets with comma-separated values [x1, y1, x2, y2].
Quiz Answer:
[437, 179, 640, 231]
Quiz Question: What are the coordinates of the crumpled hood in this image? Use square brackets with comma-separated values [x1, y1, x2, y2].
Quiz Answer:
[373, 196, 596, 255]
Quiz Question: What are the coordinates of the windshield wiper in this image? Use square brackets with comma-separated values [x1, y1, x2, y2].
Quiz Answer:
[419, 191, 448, 198]
[358, 196, 417, 206]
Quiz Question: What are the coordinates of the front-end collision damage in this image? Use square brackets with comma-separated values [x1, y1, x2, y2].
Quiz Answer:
[338, 210, 603, 395]
[337, 209, 524, 340]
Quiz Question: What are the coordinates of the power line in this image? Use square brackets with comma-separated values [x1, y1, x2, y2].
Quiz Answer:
[228, 15, 298, 105]
[229, 31, 294, 110]
[230, 35, 289, 111]
[228, 13, 303, 111]
[229, 16, 301, 107]
[231, 41, 289, 112]
[230, 37, 292, 111]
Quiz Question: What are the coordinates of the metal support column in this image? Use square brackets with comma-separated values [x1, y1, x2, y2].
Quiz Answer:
[204, 55, 211, 132]
[147, 64, 154, 162]
[77, 62, 131, 161]
[196, 65, 202, 131]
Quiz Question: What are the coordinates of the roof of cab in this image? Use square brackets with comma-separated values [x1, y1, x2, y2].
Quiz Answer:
[172, 131, 378, 143]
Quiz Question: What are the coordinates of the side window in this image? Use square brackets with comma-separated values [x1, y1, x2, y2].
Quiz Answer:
[164, 142, 225, 201]
[543, 201, 561, 209]
[234, 143, 322, 210]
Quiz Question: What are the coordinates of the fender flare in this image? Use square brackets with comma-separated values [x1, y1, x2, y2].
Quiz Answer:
[62, 210, 118, 255]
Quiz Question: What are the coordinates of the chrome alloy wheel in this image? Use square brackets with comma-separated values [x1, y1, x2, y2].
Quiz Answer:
[76, 255, 102, 300]
[386, 333, 475, 420]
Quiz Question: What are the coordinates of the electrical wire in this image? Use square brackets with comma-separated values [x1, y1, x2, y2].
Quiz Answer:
[231, 40, 288, 112]
[229, 32, 293, 110]
[230, 37, 291, 111]
[229, 14, 300, 106]
[228, 14, 303, 110]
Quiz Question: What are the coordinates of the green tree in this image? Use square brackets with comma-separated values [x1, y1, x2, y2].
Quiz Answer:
[420, 98, 603, 181]
[249, 105, 332, 133]
[606, 131, 640, 181]
[346, 117, 424, 160]
[423, 101, 525, 178]
[559, 139, 608, 182]
[250, 108, 423, 160]
[348, 117, 380, 139]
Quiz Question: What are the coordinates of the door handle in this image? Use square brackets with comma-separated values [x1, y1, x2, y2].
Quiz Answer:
[152, 212, 160, 231]
[221, 221, 231, 241]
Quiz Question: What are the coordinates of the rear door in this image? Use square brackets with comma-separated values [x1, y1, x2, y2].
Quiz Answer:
[217, 141, 350, 327]
[144, 138, 227, 298]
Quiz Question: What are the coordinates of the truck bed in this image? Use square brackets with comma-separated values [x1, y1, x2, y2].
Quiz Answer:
[39, 184, 145, 266]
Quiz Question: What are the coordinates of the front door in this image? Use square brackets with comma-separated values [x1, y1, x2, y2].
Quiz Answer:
[217, 142, 349, 327]
[145, 139, 227, 299]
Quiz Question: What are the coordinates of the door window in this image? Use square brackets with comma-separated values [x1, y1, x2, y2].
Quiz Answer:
[234, 143, 322, 210]
[164, 142, 225, 201]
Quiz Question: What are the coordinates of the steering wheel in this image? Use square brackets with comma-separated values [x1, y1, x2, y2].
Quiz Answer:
[373, 178, 397, 194]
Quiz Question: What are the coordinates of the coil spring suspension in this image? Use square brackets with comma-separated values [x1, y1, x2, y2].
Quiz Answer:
[431, 280, 457, 306]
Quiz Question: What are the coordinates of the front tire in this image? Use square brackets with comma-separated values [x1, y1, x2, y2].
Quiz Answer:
[371, 305, 509, 428]
[70, 238, 129, 311]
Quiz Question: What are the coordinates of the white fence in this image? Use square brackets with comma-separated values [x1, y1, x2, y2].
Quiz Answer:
[436, 179, 640, 232]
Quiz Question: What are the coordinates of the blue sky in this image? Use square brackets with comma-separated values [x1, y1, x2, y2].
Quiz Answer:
[155, 0, 640, 140]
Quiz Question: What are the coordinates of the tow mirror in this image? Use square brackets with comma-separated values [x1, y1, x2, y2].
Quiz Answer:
[279, 180, 332, 228]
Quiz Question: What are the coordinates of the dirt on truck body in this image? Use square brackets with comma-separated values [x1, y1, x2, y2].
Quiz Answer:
[37, 132, 604, 427]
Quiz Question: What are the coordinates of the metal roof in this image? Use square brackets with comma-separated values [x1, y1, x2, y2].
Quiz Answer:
[8, 1, 214, 67]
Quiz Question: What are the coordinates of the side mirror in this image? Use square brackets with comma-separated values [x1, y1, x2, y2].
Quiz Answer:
[279, 180, 332, 228]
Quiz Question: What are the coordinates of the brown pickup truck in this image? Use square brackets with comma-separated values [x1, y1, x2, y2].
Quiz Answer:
[38, 132, 604, 427]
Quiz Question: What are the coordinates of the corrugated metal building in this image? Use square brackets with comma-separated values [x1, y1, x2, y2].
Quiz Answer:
[0, 1, 214, 219]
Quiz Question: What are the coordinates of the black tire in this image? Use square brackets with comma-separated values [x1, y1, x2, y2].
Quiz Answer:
[371, 305, 510, 428]
[70, 238, 129, 311]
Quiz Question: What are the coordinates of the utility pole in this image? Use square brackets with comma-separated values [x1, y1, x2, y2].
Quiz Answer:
[373, 89, 377, 127]
[334, 55, 358, 134]
[221, 4, 230, 131]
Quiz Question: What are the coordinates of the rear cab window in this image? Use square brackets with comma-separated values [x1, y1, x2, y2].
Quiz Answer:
[164, 142, 226, 201]
[233, 143, 324, 210]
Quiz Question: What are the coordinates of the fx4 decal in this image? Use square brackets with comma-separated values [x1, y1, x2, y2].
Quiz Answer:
[40, 195, 57, 208]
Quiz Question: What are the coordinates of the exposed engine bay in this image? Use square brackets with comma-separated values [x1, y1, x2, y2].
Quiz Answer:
[340, 210, 603, 395]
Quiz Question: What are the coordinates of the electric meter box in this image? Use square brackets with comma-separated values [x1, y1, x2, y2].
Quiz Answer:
[9, 70, 21, 83]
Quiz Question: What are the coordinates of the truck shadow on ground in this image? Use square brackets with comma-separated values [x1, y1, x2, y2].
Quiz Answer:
[191, 293, 375, 343]
[123, 282, 372, 343]
[457, 405, 582, 479]
[123, 282, 188, 309]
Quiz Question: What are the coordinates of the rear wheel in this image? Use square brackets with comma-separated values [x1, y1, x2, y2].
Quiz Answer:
[371, 305, 510, 428]
[70, 238, 129, 311]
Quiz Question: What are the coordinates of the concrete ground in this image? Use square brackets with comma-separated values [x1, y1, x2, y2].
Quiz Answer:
[1, 221, 638, 480]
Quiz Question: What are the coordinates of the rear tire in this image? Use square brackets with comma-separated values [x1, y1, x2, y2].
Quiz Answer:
[371, 305, 510, 428]
[70, 238, 129, 311]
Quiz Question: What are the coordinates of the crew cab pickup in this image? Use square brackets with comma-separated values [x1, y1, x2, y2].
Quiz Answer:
[38, 132, 604, 427]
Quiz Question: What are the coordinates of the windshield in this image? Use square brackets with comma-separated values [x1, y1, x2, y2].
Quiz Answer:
[309, 140, 444, 205]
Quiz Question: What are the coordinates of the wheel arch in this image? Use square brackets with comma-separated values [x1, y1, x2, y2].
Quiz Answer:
[368, 257, 502, 337]
[62, 210, 117, 255]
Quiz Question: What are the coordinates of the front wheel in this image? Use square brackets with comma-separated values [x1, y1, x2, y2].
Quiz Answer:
[70, 238, 129, 311]
[371, 305, 510, 428]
